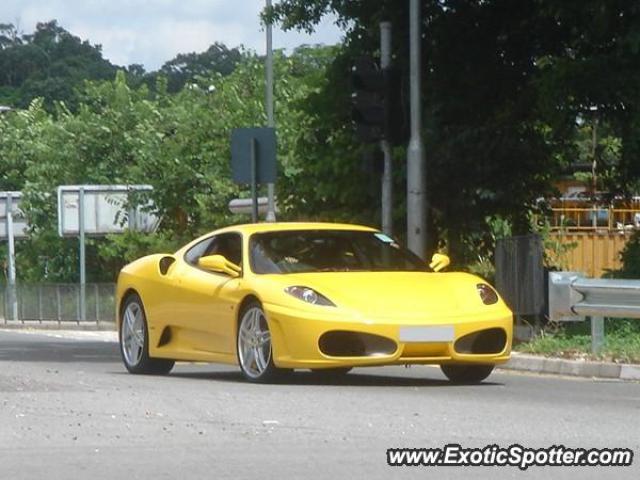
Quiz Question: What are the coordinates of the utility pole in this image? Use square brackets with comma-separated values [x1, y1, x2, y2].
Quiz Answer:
[407, 0, 427, 259]
[380, 21, 393, 236]
[265, 0, 277, 222]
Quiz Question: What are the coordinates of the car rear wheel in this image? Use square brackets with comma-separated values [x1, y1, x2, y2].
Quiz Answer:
[120, 294, 174, 375]
[237, 301, 284, 383]
[440, 364, 494, 384]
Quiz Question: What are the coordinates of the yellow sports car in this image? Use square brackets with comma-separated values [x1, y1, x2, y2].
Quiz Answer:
[116, 222, 512, 383]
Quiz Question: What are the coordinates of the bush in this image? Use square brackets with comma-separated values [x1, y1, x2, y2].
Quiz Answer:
[617, 231, 640, 278]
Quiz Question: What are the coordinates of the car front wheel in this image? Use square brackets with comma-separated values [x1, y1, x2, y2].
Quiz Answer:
[237, 301, 285, 383]
[440, 364, 494, 384]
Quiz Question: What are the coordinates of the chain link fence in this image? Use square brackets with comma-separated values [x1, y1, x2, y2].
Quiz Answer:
[1, 283, 116, 325]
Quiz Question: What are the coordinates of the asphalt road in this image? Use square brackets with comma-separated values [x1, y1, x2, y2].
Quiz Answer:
[0, 329, 638, 480]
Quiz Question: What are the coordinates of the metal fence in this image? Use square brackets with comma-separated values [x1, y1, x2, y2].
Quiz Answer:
[1, 283, 116, 325]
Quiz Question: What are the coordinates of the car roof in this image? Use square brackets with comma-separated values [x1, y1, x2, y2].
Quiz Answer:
[213, 222, 378, 235]
[176, 222, 380, 255]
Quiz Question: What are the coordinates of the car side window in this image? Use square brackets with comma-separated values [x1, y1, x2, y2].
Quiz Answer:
[184, 236, 215, 266]
[185, 233, 242, 267]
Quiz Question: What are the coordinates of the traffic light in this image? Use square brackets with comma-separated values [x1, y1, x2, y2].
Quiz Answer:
[351, 56, 404, 145]
[351, 57, 384, 143]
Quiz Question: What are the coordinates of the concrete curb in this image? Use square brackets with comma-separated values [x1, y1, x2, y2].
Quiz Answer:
[0, 321, 116, 331]
[499, 352, 640, 381]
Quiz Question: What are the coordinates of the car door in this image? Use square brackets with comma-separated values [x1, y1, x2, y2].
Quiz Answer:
[170, 232, 243, 355]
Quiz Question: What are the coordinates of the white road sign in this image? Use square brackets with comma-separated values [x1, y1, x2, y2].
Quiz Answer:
[57, 185, 160, 237]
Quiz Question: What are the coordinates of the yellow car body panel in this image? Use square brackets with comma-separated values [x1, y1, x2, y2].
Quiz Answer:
[116, 222, 512, 369]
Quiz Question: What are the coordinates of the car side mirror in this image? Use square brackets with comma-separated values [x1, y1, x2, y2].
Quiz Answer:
[429, 253, 450, 272]
[198, 254, 241, 277]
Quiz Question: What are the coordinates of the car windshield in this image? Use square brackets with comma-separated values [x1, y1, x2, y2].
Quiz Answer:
[250, 230, 429, 274]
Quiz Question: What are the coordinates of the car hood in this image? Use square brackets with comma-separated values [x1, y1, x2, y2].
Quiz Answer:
[276, 271, 495, 319]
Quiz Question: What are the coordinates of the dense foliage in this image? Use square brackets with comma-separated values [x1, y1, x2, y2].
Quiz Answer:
[146, 43, 244, 93]
[0, 21, 116, 110]
[616, 231, 640, 278]
[0, 21, 244, 110]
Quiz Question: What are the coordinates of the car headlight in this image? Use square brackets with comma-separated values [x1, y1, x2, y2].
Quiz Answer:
[476, 283, 499, 305]
[284, 286, 335, 306]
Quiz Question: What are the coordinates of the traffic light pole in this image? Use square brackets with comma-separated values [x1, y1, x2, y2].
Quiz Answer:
[407, 0, 427, 259]
[380, 21, 393, 236]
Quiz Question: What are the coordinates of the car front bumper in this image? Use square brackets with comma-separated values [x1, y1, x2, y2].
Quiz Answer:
[264, 303, 513, 369]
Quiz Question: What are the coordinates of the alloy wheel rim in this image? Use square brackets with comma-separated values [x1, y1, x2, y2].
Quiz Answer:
[238, 307, 272, 378]
[122, 302, 145, 366]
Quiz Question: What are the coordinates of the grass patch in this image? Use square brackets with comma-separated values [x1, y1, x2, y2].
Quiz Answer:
[516, 318, 640, 364]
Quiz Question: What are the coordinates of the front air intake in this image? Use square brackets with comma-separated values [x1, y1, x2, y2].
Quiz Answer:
[319, 331, 397, 357]
[454, 328, 507, 355]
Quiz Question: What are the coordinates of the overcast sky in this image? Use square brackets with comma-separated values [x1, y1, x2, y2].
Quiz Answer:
[1, 0, 344, 70]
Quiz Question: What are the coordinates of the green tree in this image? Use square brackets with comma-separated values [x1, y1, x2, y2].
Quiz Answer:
[0, 20, 117, 110]
[154, 42, 244, 93]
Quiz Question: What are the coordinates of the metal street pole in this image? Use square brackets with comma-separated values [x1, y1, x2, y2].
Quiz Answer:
[407, 0, 427, 259]
[6, 192, 18, 321]
[380, 21, 393, 236]
[250, 138, 259, 223]
[265, 0, 277, 222]
[79, 187, 86, 322]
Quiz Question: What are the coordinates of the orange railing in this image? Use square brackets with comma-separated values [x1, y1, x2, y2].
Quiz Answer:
[548, 208, 640, 231]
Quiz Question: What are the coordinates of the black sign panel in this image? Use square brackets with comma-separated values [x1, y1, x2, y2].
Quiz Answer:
[231, 127, 277, 184]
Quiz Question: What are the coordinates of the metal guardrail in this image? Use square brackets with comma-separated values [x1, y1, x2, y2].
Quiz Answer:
[548, 272, 640, 353]
[1, 283, 116, 325]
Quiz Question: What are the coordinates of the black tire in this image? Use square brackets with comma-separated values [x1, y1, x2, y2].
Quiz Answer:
[119, 293, 174, 375]
[440, 364, 494, 384]
[237, 300, 286, 383]
[310, 367, 353, 378]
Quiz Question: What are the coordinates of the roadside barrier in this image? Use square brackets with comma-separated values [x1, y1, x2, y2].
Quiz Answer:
[548, 272, 640, 353]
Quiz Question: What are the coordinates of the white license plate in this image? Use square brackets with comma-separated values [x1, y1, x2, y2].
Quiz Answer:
[399, 325, 454, 343]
